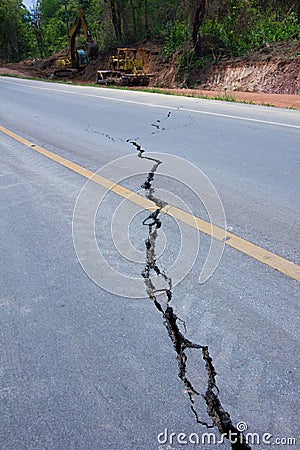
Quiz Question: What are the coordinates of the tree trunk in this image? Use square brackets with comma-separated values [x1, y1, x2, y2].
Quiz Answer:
[192, 0, 206, 56]
[129, 0, 136, 35]
[144, 0, 149, 37]
[116, 0, 122, 40]
[110, 0, 122, 41]
[34, 25, 45, 58]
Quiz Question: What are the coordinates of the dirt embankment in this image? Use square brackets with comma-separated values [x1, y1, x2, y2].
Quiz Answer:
[1, 41, 299, 108]
[153, 41, 300, 94]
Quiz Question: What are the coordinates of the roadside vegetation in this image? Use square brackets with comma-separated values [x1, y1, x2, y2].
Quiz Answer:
[1, 0, 299, 64]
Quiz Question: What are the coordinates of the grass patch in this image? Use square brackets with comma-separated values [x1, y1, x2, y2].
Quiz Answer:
[1, 73, 293, 109]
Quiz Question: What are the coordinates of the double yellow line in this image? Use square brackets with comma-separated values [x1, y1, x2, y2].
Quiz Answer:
[1, 124, 299, 283]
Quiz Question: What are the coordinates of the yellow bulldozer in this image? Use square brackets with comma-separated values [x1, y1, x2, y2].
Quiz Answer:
[96, 48, 151, 86]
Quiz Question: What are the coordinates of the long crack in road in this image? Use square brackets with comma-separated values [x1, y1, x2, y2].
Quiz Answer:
[127, 114, 252, 450]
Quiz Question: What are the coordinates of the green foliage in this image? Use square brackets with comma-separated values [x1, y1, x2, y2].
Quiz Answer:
[252, 12, 300, 46]
[0, 0, 37, 62]
[163, 20, 191, 57]
[0, 0, 299, 63]
[178, 50, 207, 71]
[43, 16, 68, 55]
[201, 1, 300, 55]
[18, 5, 39, 59]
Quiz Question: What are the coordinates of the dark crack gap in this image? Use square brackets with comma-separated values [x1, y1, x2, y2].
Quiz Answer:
[150, 111, 171, 134]
[127, 118, 252, 450]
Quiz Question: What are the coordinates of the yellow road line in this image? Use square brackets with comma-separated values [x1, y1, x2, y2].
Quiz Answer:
[1, 124, 299, 283]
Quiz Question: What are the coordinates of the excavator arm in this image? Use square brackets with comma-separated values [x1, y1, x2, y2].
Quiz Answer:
[54, 8, 98, 77]
[68, 8, 93, 67]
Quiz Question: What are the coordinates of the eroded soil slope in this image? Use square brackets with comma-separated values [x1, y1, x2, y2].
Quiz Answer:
[154, 41, 300, 95]
[1, 41, 299, 98]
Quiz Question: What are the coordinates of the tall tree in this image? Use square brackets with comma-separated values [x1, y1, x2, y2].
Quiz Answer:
[192, 0, 206, 56]
[129, 0, 136, 35]
[31, 0, 45, 57]
[108, 0, 122, 41]
[0, 0, 35, 62]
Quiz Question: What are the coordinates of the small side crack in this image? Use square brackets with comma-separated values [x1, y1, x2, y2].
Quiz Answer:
[150, 111, 171, 135]
[85, 126, 115, 141]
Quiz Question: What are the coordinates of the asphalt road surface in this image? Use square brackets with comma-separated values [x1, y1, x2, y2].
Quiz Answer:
[0, 77, 299, 450]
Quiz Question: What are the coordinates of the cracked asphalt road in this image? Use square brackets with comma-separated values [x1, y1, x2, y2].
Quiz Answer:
[0, 77, 299, 449]
[132, 140, 250, 449]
